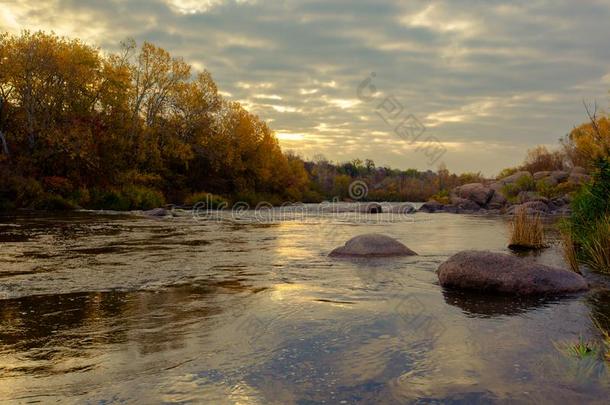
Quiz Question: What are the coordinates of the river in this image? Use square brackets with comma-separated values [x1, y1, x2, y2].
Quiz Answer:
[1, 206, 609, 403]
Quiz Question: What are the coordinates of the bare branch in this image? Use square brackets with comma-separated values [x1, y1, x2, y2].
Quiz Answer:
[583, 99, 603, 142]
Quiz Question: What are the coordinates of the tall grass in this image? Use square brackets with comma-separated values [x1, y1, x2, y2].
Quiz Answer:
[581, 215, 610, 272]
[565, 158, 610, 273]
[560, 227, 581, 273]
[508, 208, 546, 250]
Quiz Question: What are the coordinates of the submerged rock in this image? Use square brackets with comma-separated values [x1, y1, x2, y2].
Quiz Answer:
[143, 208, 170, 217]
[389, 203, 416, 214]
[437, 250, 588, 295]
[329, 233, 417, 257]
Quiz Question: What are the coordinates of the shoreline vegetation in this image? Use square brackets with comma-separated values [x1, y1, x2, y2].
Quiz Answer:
[1, 32, 610, 274]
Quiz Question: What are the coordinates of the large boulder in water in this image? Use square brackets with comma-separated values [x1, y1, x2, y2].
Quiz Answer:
[437, 250, 588, 295]
[329, 234, 417, 257]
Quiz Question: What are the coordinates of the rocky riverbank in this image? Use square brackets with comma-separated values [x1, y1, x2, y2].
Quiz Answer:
[418, 167, 589, 215]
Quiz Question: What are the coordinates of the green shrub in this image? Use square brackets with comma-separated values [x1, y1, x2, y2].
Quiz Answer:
[42, 176, 74, 197]
[0, 196, 15, 211]
[89, 188, 130, 211]
[184, 192, 229, 209]
[565, 158, 610, 272]
[69, 187, 91, 207]
[33, 193, 78, 210]
[300, 189, 325, 203]
[497, 167, 519, 180]
[502, 175, 536, 202]
[430, 189, 450, 205]
[15, 177, 45, 208]
[232, 191, 283, 207]
[88, 186, 165, 210]
[536, 180, 560, 199]
[122, 185, 165, 210]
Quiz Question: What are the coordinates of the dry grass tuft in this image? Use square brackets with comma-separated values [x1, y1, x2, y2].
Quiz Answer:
[508, 208, 546, 250]
[560, 228, 581, 273]
[581, 215, 610, 273]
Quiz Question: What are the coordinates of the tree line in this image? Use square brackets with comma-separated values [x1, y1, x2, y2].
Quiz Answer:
[0, 31, 486, 211]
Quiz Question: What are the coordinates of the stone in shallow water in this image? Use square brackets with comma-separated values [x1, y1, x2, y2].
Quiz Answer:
[143, 208, 170, 217]
[359, 202, 383, 214]
[437, 250, 588, 295]
[329, 233, 417, 257]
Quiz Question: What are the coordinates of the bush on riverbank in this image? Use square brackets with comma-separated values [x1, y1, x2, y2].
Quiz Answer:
[184, 192, 228, 209]
[88, 186, 165, 211]
[564, 158, 610, 273]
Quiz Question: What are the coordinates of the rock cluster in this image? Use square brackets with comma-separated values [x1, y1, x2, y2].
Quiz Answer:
[417, 167, 589, 215]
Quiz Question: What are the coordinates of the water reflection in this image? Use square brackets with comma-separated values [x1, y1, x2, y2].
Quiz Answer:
[1, 210, 609, 402]
[442, 289, 561, 317]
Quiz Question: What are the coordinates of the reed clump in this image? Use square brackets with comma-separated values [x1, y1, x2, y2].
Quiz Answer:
[508, 208, 546, 250]
[580, 215, 610, 273]
[560, 227, 581, 273]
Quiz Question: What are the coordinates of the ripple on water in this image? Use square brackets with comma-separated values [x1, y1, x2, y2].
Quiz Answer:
[0, 209, 609, 403]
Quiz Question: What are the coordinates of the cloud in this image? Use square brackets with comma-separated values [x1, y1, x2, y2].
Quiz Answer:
[3, 0, 610, 175]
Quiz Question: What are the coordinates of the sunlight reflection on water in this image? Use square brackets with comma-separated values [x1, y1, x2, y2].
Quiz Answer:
[0, 208, 609, 403]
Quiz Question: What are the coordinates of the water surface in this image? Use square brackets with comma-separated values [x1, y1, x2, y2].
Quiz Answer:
[1, 208, 609, 403]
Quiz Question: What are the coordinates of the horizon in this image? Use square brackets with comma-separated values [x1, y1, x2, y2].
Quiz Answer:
[2, 0, 610, 175]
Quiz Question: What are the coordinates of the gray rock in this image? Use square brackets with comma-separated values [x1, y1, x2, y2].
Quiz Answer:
[555, 206, 572, 216]
[143, 208, 170, 217]
[568, 173, 591, 185]
[329, 234, 418, 257]
[443, 205, 460, 213]
[533, 171, 552, 181]
[551, 170, 570, 183]
[537, 176, 559, 187]
[517, 192, 549, 205]
[449, 197, 481, 212]
[551, 196, 569, 207]
[571, 166, 587, 175]
[498, 171, 533, 185]
[489, 182, 503, 192]
[419, 201, 445, 213]
[507, 201, 549, 215]
[359, 202, 383, 214]
[487, 190, 507, 209]
[453, 183, 494, 206]
[389, 203, 416, 214]
[437, 250, 588, 295]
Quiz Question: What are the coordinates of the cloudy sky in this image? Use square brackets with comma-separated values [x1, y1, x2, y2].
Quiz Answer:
[2, 0, 610, 175]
